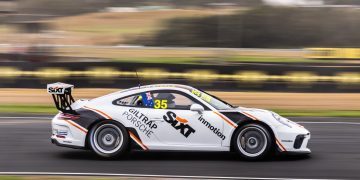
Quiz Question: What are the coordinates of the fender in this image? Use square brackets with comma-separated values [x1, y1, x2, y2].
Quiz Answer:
[73, 108, 111, 131]
[220, 111, 282, 151]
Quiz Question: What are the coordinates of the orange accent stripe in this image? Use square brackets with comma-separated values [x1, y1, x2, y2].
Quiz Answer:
[242, 112, 257, 120]
[276, 139, 287, 152]
[213, 111, 237, 128]
[84, 106, 112, 119]
[129, 131, 148, 151]
[65, 120, 88, 133]
[176, 116, 189, 123]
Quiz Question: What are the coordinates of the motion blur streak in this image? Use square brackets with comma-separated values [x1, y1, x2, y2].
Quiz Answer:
[0, 172, 334, 180]
[1, 0, 360, 179]
[1, 115, 360, 179]
[0, 68, 359, 83]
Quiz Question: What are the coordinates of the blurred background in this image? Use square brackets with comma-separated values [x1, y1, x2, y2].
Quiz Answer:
[0, 0, 359, 116]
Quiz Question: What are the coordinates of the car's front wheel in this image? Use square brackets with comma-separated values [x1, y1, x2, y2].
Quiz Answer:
[89, 121, 129, 158]
[233, 123, 273, 160]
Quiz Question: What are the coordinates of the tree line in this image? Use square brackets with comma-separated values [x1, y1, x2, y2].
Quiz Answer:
[141, 7, 360, 48]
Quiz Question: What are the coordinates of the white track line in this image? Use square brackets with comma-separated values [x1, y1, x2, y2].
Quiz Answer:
[0, 117, 51, 119]
[0, 172, 338, 180]
[296, 122, 360, 125]
[0, 120, 49, 124]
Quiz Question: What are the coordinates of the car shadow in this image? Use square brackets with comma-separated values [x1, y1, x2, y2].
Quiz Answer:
[57, 150, 311, 162]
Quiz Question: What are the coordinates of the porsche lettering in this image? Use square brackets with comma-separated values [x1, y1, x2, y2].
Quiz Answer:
[122, 109, 157, 138]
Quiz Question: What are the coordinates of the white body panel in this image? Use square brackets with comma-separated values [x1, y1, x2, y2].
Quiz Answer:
[51, 84, 311, 154]
[51, 113, 87, 147]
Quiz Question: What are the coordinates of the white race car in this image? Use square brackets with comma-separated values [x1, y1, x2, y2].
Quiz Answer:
[48, 82, 311, 160]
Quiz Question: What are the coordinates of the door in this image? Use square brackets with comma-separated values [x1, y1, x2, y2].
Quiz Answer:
[142, 90, 224, 148]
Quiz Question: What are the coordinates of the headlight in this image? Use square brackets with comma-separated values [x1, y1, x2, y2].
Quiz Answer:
[271, 112, 292, 128]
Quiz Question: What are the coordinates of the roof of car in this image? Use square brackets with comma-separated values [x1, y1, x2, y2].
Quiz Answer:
[92, 84, 198, 101]
[119, 84, 194, 94]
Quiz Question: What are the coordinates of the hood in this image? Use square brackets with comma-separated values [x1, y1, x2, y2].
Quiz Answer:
[233, 106, 300, 129]
[235, 106, 273, 119]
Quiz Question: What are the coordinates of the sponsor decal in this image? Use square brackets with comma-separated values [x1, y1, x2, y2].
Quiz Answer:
[198, 115, 226, 140]
[48, 86, 64, 94]
[191, 89, 211, 102]
[122, 109, 157, 138]
[57, 130, 68, 136]
[54, 129, 67, 139]
[163, 111, 195, 138]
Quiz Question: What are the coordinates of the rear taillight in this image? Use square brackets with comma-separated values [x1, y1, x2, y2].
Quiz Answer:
[58, 113, 80, 120]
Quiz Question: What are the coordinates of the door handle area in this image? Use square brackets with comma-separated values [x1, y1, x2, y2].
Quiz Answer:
[151, 118, 164, 122]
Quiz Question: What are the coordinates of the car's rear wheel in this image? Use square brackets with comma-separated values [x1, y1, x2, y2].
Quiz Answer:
[89, 121, 129, 158]
[233, 123, 273, 160]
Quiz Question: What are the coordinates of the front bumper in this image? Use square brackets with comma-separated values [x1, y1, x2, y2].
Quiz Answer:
[275, 125, 311, 154]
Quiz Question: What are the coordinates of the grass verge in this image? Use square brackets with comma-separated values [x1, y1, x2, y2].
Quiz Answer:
[0, 105, 58, 114]
[0, 176, 21, 180]
[0, 104, 358, 117]
[225, 56, 333, 64]
[110, 56, 342, 64]
[274, 109, 360, 117]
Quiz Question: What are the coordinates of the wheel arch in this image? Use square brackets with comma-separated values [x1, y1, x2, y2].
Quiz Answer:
[230, 120, 276, 152]
[84, 119, 127, 149]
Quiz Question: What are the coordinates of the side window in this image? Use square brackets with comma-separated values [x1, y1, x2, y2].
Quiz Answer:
[113, 92, 155, 107]
[113, 94, 141, 106]
[113, 90, 204, 110]
[152, 91, 195, 110]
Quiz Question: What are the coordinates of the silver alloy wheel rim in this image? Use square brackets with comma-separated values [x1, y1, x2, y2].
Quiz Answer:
[102, 134, 115, 145]
[93, 124, 123, 154]
[247, 137, 258, 148]
[237, 125, 268, 158]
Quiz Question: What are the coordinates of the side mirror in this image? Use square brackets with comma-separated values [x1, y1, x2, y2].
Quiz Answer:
[190, 104, 204, 114]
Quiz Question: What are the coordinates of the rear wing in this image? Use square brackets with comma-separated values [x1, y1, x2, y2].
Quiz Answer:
[47, 82, 77, 114]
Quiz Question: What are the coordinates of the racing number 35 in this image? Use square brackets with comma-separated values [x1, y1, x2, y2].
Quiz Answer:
[154, 100, 167, 109]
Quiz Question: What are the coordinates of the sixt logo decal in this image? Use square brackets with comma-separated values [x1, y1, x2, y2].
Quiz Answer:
[163, 111, 195, 138]
[48, 87, 64, 94]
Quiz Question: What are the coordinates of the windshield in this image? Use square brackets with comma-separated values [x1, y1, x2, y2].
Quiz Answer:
[190, 89, 234, 110]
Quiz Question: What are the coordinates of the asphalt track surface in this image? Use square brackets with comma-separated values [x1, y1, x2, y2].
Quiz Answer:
[1, 115, 360, 179]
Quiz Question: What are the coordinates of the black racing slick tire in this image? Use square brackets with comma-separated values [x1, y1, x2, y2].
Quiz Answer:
[233, 123, 273, 160]
[89, 121, 129, 158]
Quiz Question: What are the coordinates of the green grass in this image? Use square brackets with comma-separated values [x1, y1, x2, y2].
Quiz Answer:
[225, 56, 335, 63]
[0, 105, 58, 114]
[276, 110, 360, 117]
[112, 57, 205, 64]
[0, 176, 22, 180]
[0, 104, 359, 117]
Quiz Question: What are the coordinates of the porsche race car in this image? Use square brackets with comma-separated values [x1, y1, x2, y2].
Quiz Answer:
[48, 82, 311, 160]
